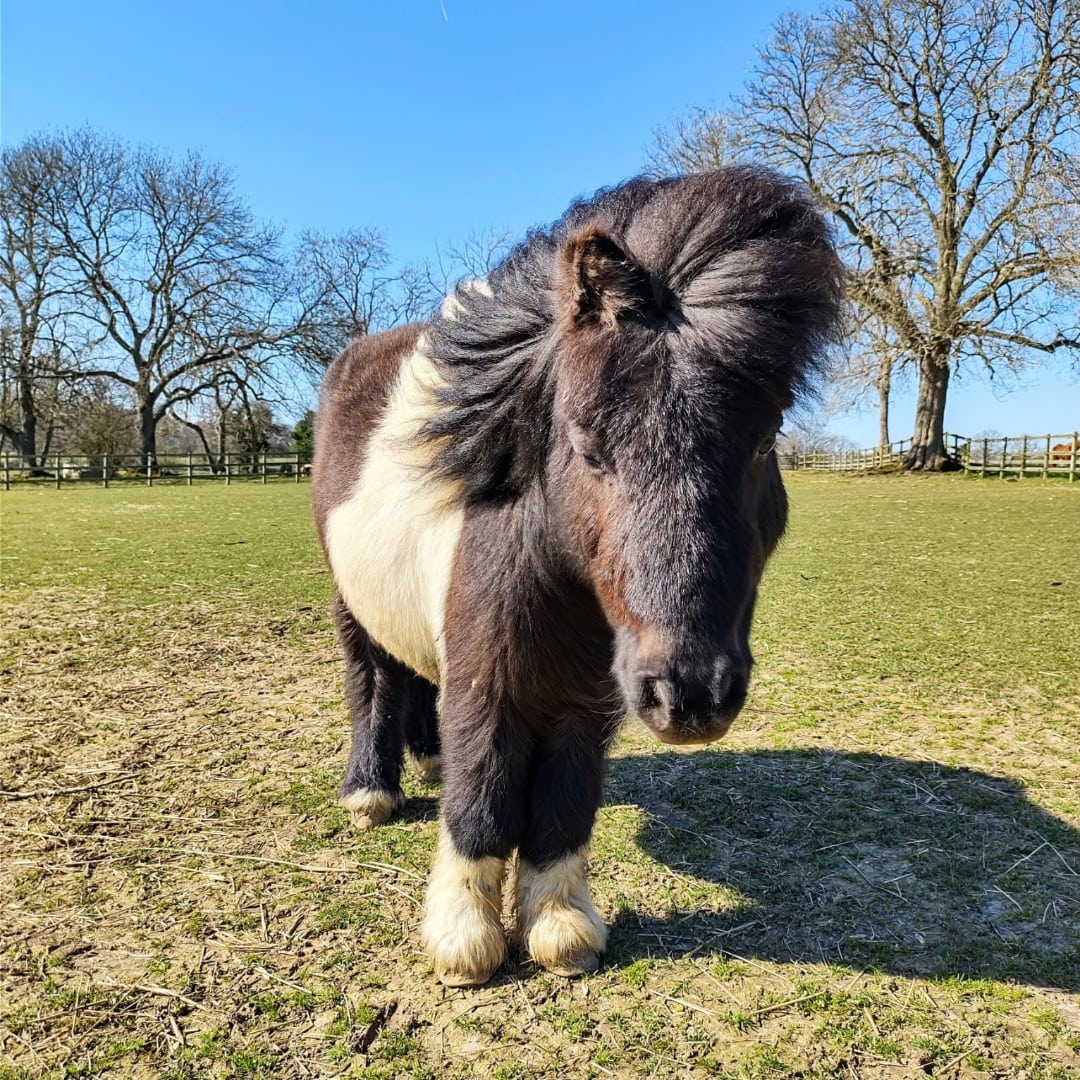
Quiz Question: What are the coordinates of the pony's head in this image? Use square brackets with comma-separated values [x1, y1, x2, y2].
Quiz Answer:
[425, 169, 843, 743]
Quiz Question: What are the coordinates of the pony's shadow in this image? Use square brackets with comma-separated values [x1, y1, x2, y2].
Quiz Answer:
[397, 794, 440, 825]
[605, 749, 1079, 990]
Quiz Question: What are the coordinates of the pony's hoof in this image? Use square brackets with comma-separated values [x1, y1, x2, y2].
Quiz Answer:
[434, 962, 501, 988]
[341, 787, 403, 830]
[422, 898, 507, 988]
[426, 928, 507, 988]
[516, 851, 608, 979]
[544, 949, 601, 979]
[422, 836, 508, 988]
[523, 918, 607, 978]
[411, 754, 441, 783]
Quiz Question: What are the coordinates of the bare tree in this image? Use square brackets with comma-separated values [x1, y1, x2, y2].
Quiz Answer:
[430, 226, 514, 291]
[64, 378, 139, 462]
[775, 420, 857, 468]
[652, 0, 1080, 469]
[31, 129, 284, 465]
[290, 228, 437, 374]
[647, 108, 732, 178]
[168, 354, 271, 473]
[0, 139, 88, 469]
[826, 329, 911, 451]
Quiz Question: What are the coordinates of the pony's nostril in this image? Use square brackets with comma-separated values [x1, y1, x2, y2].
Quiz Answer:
[714, 663, 749, 712]
[639, 677, 660, 711]
[638, 676, 671, 713]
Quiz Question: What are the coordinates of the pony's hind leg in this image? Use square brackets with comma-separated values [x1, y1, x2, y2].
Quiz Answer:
[402, 674, 440, 782]
[334, 594, 406, 829]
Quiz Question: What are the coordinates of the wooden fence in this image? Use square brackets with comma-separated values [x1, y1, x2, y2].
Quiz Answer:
[950, 432, 1079, 480]
[782, 432, 1079, 480]
[6, 432, 1078, 488]
[1, 452, 312, 490]
[782, 439, 912, 472]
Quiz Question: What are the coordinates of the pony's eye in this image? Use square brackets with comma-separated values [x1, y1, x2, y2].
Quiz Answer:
[758, 431, 779, 456]
[568, 423, 607, 472]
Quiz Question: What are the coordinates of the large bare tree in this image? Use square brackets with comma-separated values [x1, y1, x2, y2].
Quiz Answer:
[0, 139, 88, 468]
[29, 129, 284, 464]
[652, 0, 1080, 469]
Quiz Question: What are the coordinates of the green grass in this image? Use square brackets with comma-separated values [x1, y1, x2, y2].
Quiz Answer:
[1, 474, 1078, 1078]
[0, 483, 324, 614]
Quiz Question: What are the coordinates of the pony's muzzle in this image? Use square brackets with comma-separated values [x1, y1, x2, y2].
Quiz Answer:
[630, 656, 749, 745]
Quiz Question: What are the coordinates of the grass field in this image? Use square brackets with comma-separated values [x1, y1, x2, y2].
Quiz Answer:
[1, 474, 1078, 1079]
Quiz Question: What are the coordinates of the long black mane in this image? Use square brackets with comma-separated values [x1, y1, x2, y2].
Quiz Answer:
[421, 167, 844, 503]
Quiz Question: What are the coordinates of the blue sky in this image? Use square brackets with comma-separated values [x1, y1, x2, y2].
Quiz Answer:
[2, 1, 1076, 442]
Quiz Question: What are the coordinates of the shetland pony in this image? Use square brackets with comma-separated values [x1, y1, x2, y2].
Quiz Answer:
[313, 168, 843, 986]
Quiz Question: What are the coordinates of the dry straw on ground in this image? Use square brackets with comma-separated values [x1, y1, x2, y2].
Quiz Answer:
[2, 479, 1077, 1078]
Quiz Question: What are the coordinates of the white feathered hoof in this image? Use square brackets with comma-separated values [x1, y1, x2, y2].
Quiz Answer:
[341, 788, 403, 830]
[516, 849, 607, 978]
[421, 830, 507, 987]
[426, 919, 507, 987]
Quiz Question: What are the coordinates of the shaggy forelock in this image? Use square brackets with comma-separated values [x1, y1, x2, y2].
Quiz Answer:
[422, 167, 844, 501]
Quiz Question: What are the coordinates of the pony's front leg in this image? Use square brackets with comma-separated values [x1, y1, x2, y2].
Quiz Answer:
[515, 725, 608, 977]
[420, 696, 530, 986]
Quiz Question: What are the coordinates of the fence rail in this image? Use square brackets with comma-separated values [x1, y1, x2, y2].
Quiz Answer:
[782, 431, 1079, 480]
[5, 432, 1078, 488]
[1, 452, 312, 490]
[782, 439, 912, 472]
[951, 432, 1079, 480]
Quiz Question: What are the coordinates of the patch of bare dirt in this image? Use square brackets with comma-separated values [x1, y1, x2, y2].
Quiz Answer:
[2, 590, 1077, 1078]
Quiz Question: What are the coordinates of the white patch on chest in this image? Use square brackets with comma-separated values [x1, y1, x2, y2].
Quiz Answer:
[325, 343, 463, 684]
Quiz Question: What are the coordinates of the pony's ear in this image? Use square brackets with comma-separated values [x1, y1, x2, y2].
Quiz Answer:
[560, 227, 651, 328]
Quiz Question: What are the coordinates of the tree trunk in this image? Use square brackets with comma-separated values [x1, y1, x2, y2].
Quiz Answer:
[216, 411, 228, 475]
[876, 356, 892, 451]
[16, 368, 41, 470]
[905, 354, 950, 470]
[0, 418, 44, 473]
[0, 380, 46, 472]
[138, 397, 158, 467]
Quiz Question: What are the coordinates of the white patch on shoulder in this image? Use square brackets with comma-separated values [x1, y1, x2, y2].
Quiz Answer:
[421, 826, 507, 986]
[325, 342, 463, 684]
[515, 847, 607, 977]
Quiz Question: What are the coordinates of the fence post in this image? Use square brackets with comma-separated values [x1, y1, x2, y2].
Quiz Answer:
[187, 451, 193, 487]
[225, 451, 231, 486]
[295, 451, 301, 483]
[1071, 433, 1078, 484]
[999, 436, 1007, 479]
[55, 453, 61, 489]
[1018, 435, 1027, 479]
[1043, 435, 1051, 480]
[3, 454, 8, 491]
[980, 439, 988, 478]
[261, 450, 267, 485]
[102, 454, 109, 489]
